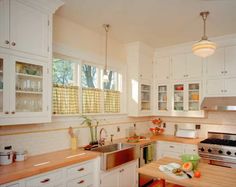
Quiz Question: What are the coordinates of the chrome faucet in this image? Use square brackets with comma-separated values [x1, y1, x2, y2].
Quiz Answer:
[99, 128, 108, 146]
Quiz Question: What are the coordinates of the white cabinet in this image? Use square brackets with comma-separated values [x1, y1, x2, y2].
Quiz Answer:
[155, 57, 171, 82]
[0, 54, 51, 125]
[126, 42, 154, 116]
[206, 46, 236, 78]
[156, 84, 171, 116]
[172, 82, 204, 117]
[206, 78, 236, 96]
[156, 141, 198, 160]
[100, 160, 138, 187]
[172, 53, 202, 80]
[0, 0, 50, 57]
[1, 159, 99, 187]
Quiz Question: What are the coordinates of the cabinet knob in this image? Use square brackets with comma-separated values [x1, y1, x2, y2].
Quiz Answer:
[225, 70, 228, 74]
[225, 90, 227, 92]
[5, 40, 9, 44]
[4, 111, 9, 114]
[221, 71, 224, 74]
[11, 111, 15, 114]
[11, 42, 16, 46]
[120, 169, 124, 172]
[77, 168, 84, 172]
[40, 178, 50, 183]
[78, 180, 84, 184]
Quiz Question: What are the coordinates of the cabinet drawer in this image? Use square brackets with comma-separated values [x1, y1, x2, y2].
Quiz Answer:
[67, 174, 93, 187]
[26, 170, 62, 187]
[159, 142, 183, 153]
[184, 144, 198, 154]
[67, 162, 92, 180]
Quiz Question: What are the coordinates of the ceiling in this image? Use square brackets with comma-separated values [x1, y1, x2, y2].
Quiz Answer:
[56, 0, 236, 48]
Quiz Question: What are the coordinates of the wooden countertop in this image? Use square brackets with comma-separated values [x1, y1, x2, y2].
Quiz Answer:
[0, 149, 100, 185]
[118, 134, 203, 146]
[138, 157, 236, 187]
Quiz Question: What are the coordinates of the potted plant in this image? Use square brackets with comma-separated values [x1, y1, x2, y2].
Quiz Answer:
[81, 116, 98, 145]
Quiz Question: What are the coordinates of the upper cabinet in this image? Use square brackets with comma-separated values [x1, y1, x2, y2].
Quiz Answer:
[155, 57, 171, 82]
[206, 46, 236, 78]
[0, 0, 63, 125]
[0, 0, 50, 58]
[126, 42, 154, 116]
[172, 53, 202, 80]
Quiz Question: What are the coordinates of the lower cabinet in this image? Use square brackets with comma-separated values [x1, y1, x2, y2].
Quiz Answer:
[156, 141, 198, 160]
[0, 158, 99, 187]
[100, 160, 138, 187]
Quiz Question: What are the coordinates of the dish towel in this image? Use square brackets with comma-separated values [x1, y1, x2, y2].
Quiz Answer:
[147, 144, 154, 162]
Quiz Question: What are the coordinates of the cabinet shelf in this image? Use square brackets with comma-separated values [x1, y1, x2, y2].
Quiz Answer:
[16, 90, 43, 95]
[189, 100, 199, 102]
[16, 73, 43, 79]
[141, 100, 150, 103]
[189, 89, 199, 92]
[158, 101, 167, 103]
[158, 91, 167, 93]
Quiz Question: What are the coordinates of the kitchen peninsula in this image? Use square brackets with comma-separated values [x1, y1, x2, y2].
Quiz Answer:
[138, 157, 236, 187]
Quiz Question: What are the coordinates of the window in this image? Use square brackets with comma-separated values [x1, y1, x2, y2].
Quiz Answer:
[52, 58, 79, 114]
[52, 57, 122, 115]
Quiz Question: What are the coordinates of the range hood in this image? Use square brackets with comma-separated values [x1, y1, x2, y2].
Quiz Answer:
[201, 97, 236, 111]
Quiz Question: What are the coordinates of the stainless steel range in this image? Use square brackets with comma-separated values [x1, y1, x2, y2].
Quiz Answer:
[198, 132, 236, 168]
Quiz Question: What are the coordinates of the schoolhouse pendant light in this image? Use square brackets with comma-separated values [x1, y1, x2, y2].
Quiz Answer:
[192, 11, 216, 58]
[103, 24, 110, 82]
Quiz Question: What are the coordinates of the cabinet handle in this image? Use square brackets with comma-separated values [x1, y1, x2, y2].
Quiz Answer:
[5, 40, 9, 44]
[221, 71, 224, 74]
[120, 169, 124, 172]
[40, 178, 50, 183]
[77, 168, 84, 172]
[166, 76, 169, 79]
[225, 70, 228, 74]
[221, 90, 224, 93]
[4, 111, 9, 114]
[169, 145, 174, 148]
[78, 180, 84, 184]
[225, 90, 227, 92]
[11, 42, 16, 46]
[11, 111, 15, 114]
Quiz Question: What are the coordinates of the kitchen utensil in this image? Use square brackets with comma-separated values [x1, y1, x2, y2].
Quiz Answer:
[182, 170, 192, 178]
[15, 150, 28, 161]
[0, 150, 13, 165]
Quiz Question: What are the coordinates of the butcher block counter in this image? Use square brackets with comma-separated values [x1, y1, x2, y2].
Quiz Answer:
[138, 157, 236, 187]
[118, 134, 203, 146]
[0, 149, 100, 185]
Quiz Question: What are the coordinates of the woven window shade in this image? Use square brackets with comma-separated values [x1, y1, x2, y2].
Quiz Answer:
[82, 88, 101, 113]
[104, 90, 120, 113]
[53, 84, 79, 114]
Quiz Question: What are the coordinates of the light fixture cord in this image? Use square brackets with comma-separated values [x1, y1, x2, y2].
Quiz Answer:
[104, 25, 109, 72]
[201, 12, 208, 40]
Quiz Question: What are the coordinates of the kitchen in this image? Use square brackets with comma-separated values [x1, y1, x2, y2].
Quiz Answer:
[1, 0, 236, 187]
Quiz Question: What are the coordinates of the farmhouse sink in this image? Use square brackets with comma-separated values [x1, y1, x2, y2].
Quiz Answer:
[91, 143, 139, 170]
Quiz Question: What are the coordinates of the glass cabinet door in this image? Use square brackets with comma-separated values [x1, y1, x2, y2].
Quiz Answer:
[188, 83, 200, 111]
[0, 58, 3, 113]
[15, 61, 44, 113]
[174, 84, 184, 111]
[158, 85, 168, 111]
[141, 84, 151, 111]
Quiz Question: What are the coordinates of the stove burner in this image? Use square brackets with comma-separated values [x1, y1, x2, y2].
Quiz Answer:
[200, 138, 236, 147]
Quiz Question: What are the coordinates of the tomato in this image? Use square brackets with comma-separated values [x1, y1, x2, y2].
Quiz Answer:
[194, 171, 201, 178]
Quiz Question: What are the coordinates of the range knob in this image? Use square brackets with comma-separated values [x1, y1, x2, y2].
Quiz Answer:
[200, 147, 204, 152]
[226, 151, 231, 155]
[208, 149, 212, 153]
[218, 150, 223, 154]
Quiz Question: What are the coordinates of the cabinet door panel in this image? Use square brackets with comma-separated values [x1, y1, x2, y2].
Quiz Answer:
[10, 0, 49, 57]
[156, 57, 170, 82]
[225, 46, 236, 77]
[101, 170, 119, 187]
[206, 79, 224, 96]
[186, 54, 202, 79]
[0, 0, 10, 48]
[172, 54, 186, 80]
[225, 78, 236, 95]
[161, 151, 181, 159]
[206, 48, 224, 78]
[119, 163, 137, 187]
[139, 54, 152, 80]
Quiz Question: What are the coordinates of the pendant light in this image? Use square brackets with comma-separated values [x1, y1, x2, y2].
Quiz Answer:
[103, 24, 110, 82]
[192, 11, 216, 58]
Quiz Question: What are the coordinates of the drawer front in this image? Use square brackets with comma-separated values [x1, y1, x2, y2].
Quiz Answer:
[26, 170, 62, 187]
[159, 142, 183, 153]
[67, 162, 92, 180]
[67, 174, 93, 187]
[161, 151, 182, 159]
[184, 144, 198, 154]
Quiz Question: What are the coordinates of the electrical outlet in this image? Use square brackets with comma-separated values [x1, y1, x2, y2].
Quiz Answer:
[195, 124, 201, 130]
[163, 123, 166, 128]
[133, 123, 136, 128]
[117, 126, 120, 132]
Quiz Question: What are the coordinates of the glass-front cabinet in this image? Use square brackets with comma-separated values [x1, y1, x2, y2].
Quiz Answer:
[172, 82, 203, 117]
[0, 54, 50, 125]
[158, 85, 168, 111]
[141, 84, 151, 111]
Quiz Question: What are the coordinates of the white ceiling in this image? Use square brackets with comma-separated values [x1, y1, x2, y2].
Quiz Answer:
[56, 0, 236, 48]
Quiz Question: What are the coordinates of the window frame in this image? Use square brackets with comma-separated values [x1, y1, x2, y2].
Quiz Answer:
[52, 53, 125, 116]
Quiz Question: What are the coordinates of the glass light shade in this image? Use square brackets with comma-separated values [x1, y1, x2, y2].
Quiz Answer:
[103, 72, 109, 83]
[192, 40, 216, 58]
